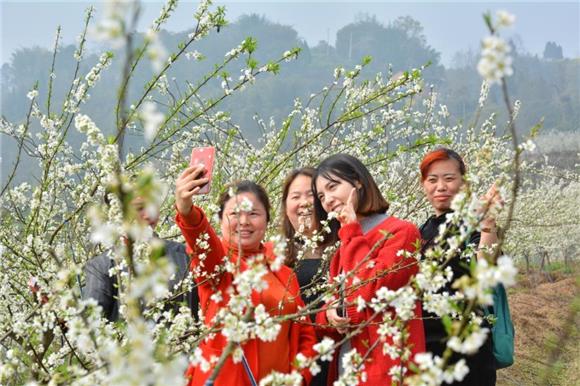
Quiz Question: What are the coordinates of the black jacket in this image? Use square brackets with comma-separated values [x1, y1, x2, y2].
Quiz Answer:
[83, 239, 199, 322]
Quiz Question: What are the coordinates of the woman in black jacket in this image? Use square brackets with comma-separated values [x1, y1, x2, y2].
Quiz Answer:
[419, 148, 502, 385]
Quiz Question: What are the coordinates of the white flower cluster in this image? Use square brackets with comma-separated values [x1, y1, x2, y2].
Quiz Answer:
[75, 114, 106, 147]
[145, 29, 169, 72]
[88, 206, 119, 248]
[91, 0, 137, 47]
[415, 261, 454, 293]
[477, 10, 516, 84]
[269, 234, 288, 272]
[370, 286, 417, 321]
[409, 353, 469, 385]
[313, 337, 335, 362]
[259, 370, 303, 386]
[99, 319, 188, 386]
[140, 101, 166, 143]
[334, 349, 366, 386]
[26, 89, 38, 100]
[477, 36, 513, 84]
[232, 257, 268, 297]
[447, 327, 490, 355]
[460, 255, 518, 305]
[253, 304, 282, 342]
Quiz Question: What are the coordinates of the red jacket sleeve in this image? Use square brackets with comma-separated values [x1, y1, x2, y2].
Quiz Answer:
[175, 206, 226, 287]
[337, 221, 421, 324]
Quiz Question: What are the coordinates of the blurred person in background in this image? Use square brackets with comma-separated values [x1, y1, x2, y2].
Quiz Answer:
[83, 196, 199, 322]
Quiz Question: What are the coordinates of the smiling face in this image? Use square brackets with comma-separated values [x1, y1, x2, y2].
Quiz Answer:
[285, 174, 315, 235]
[220, 192, 268, 249]
[315, 173, 359, 216]
[422, 158, 464, 216]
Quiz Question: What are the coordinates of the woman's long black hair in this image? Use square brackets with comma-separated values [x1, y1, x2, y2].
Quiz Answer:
[313, 153, 389, 246]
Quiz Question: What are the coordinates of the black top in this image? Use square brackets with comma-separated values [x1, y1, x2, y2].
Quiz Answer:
[294, 257, 326, 321]
[420, 212, 481, 298]
[83, 239, 199, 322]
[293, 255, 329, 386]
[420, 212, 496, 385]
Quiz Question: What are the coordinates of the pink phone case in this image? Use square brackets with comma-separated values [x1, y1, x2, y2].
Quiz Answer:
[190, 146, 215, 194]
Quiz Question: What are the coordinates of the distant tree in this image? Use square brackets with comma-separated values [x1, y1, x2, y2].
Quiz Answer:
[335, 15, 441, 77]
[311, 40, 335, 58]
[543, 41, 563, 60]
[451, 47, 478, 69]
[391, 15, 426, 44]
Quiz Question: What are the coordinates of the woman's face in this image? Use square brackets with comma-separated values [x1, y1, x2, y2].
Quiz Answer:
[315, 173, 359, 215]
[422, 158, 464, 216]
[285, 174, 316, 235]
[220, 192, 268, 249]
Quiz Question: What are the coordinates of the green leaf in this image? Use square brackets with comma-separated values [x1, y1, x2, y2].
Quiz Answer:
[247, 57, 258, 70]
[266, 61, 280, 74]
[242, 37, 257, 54]
[441, 315, 452, 335]
[530, 117, 544, 139]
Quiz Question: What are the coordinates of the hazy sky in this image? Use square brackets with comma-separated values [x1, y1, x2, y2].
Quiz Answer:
[1, 1, 579, 67]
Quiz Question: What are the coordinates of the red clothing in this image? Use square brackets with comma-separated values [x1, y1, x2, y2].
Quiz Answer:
[176, 207, 317, 386]
[316, 216, 425, 385]
[257, 270, 294, 379]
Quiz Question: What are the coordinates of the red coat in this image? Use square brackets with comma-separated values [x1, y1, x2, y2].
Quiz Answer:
[176, 208, 317, 386]
[316, 216, 425, 385]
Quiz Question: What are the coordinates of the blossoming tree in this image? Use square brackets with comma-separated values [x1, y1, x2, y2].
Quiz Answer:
[0, 2, 576, 385]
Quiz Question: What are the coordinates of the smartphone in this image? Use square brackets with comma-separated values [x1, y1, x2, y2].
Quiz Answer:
[190, 146, 215, 195]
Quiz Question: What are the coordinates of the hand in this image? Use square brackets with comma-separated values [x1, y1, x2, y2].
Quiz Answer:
[326, 306, 350, 334]
[175, 164, 209, 215]
[337, 187, 357, 225]
[479, 183, 503, 230]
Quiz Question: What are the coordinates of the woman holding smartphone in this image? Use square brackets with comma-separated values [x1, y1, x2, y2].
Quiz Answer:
[175, 164, 316, 386]
[312, 154, 425, 385]
[280, 167, 330, 386]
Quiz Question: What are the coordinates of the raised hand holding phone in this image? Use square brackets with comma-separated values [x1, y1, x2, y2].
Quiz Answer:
[189, 146, 215, 195]
[175, 164, 209, 215]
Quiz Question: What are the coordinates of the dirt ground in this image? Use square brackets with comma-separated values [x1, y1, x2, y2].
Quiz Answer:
[496, 273, 579, 386]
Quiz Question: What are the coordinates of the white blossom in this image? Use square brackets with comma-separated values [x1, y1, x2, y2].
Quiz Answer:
[140, 101, 165, 143]
[477, 36, 513, 84]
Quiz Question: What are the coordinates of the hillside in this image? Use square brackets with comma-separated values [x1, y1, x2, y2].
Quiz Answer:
[498, 273, 580, 386]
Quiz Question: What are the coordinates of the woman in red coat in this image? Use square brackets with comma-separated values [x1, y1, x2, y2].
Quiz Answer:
[312, 154, 425, 385]
[175, 164, 317, 386]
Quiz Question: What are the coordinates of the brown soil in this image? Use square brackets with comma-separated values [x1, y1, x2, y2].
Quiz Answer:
[497, 275, 580, 386]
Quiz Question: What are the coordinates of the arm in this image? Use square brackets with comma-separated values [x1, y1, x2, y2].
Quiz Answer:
[174, 164, 226, 287]
[83, 254, 117, 322]
[165, 241, 200, 318]
[175, 207, 226, 287]
[315, 301, 344, 340]
[315, 249, 350, 337]
[477, 183, 501, 262]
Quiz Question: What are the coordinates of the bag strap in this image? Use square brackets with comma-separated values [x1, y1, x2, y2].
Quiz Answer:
[241, 351, 258, 386]
[203, 348, 258, 386]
